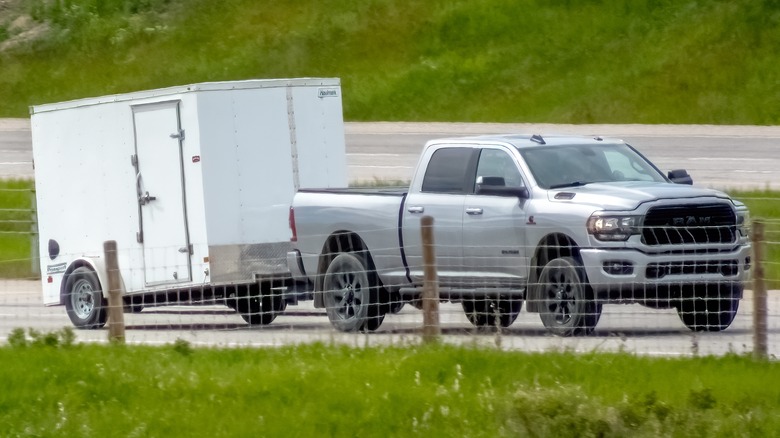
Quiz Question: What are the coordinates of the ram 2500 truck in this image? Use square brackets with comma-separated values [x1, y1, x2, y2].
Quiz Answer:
[287, 134, 751, 335]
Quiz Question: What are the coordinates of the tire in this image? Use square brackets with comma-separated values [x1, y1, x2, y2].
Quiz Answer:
[388, 300, 406, 314]
[322, 252, 385, 332]
[462, 296, 522, 328]
[230, 283, 285, 326]
[64, 267, 108, 329]
[538, 257, 601, 336]
[677, 284, 741, 332]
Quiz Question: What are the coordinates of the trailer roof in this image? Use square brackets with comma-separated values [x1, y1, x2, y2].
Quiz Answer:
[30, 77, 340, 114]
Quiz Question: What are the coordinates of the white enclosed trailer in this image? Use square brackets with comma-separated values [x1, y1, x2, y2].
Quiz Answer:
[30, 78, 347, 328]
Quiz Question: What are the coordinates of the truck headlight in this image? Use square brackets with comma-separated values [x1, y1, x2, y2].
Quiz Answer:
[737, 210, 750, 238]
[587, 215, 642, 241]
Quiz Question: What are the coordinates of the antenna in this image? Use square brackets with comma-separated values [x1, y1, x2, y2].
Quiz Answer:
[530, 134, 546, 145]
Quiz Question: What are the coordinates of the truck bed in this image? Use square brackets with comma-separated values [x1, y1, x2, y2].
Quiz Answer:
[298, 187, 408, 196]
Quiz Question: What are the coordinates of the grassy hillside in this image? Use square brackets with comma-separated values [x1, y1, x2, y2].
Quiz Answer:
[0, 0, 777, 123]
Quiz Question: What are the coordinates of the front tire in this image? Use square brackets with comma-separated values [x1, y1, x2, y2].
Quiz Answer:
[462, 296, 522, 328]
[538, 257, 601, 336]
[322, 252, 385, 332]
[677, 284, 741, 331]
[64, 267, 108, 329]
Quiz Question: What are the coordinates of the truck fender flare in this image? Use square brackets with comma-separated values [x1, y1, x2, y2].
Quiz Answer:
[525, 233, 582, 313]
[314, 231, 386, 309]
[60, 257, 126, 303]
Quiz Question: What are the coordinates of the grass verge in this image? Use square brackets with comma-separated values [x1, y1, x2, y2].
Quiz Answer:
[729, 189, 780, 288]
[1, 333, 779, 437]
[0, 179, 36, 279]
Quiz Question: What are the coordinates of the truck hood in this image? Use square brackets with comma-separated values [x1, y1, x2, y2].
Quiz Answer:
[547, 181, 731, 211]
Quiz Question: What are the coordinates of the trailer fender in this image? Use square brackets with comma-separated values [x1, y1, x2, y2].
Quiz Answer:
[60, 257, 126, 304]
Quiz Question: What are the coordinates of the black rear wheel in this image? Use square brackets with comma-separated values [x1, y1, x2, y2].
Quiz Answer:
[322, 252, 385, 332]
[462, 296, 522, 328]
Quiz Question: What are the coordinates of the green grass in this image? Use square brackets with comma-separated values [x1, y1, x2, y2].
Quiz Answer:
[0, 0, 777, 123]
[1, 333, 779, 437]
[0, 179, 36, 279]
[729, 189, 780, 288]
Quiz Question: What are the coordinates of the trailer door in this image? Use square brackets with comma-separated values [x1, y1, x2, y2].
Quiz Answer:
[132, 101, 192, 286]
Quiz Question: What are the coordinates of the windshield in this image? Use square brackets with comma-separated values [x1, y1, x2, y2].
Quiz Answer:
[518, 143, 667, 189]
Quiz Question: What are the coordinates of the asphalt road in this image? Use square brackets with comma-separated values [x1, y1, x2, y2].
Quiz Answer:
[1, 120, 778, 355]
[1, 279, 777, 357]
[2, 119, 780, 188]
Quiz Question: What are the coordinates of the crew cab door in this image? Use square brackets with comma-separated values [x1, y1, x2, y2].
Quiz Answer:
[402, 145, 479, 285]
[462, 147, 529, 287]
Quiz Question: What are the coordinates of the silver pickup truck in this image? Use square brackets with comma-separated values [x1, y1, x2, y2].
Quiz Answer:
[287, 134, 751, 335]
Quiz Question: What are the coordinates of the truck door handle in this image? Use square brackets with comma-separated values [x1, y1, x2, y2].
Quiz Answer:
[407, 206, 425, 214]
[465, 207, 483, 215]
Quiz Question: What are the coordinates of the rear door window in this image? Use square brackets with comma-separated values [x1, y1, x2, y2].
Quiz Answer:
[421, 147, 475, 193]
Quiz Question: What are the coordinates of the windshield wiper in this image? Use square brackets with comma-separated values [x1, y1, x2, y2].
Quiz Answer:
[549, 181, 589, 189]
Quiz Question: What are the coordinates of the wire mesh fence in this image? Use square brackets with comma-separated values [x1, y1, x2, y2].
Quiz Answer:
[1, 186, 778, 358]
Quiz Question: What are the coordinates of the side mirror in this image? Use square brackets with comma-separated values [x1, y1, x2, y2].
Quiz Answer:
[668, 169, 693, 185]
[476, 184, 529, 198]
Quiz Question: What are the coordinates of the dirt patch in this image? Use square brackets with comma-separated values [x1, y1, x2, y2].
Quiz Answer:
[0, 0, 50, 52]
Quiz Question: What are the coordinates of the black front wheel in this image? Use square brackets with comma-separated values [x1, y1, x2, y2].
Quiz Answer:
[677, 284, 741, 332]
[537, 257, 601, 336]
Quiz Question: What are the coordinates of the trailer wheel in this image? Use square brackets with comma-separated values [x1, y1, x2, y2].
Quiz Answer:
[322, 252, 385, 332]
[537, 257, 601, 336]
[64, 267, 108, 329]
[232, 283, 285, 326]
[677, 284, 740, 331]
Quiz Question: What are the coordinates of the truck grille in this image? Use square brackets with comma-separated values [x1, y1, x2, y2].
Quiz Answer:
[642, 203, 736, 246]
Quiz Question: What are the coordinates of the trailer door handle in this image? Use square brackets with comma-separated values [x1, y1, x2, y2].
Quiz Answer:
[407, 206, 425, 214]
[465, 207, 483, 215]
[139, 191, 157, 205]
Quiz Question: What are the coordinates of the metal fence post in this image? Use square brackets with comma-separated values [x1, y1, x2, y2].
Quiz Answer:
[751, 220, 767, 360]
[421, 216, 441, 342]
[103, 240, 125, 343]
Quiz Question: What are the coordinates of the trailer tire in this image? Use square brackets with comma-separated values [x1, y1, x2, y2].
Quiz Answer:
[64, 267, 108, 329]
[322, 252, 385, 332]
[231, 283, 285, 326]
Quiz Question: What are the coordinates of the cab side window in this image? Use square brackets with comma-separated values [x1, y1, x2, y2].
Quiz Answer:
[475, 149, 525, 189]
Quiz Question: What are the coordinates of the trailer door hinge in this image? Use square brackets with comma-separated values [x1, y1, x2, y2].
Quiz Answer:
[178, 244, 193, 255]
[130, 154, 138, 167]
[170, 129, 185, 140]
[136, 231, 143, 243]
